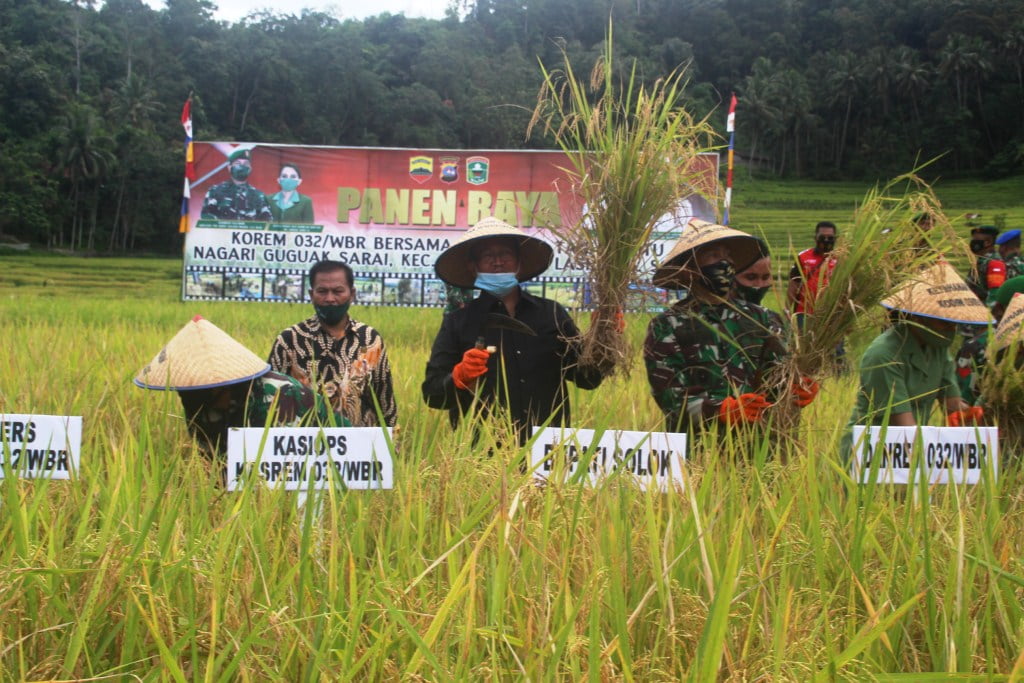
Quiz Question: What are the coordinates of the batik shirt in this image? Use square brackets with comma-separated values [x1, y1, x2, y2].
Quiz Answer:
[643, 291, 788, 430]
[268, 317, 397, 427]
[245, 371, 347, 427]
[201, 181, 273, 221]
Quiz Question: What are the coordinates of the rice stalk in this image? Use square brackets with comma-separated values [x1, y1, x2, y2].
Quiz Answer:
[528, 22, 717, 374]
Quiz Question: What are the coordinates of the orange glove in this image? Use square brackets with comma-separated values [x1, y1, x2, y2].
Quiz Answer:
[719, 393, 772, 425]
[452, 347, 490, 390]
[791, 377, 820, 408]
[947, 405, 984, 427]
[590, 308, 626, 333]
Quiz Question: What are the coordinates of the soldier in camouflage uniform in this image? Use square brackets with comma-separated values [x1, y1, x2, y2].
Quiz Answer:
[644, 219, 813, 433]
[997, 229, 1024, 280]
[954, 275, 1024, 406]
[965, 225, 1006, 304]
[135, 315, 346, 458]
[200, 148, 273, 222]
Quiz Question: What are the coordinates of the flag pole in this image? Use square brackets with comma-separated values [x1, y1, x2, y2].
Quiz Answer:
[723, 92, 737, 225]
[179, 93, 195, 234]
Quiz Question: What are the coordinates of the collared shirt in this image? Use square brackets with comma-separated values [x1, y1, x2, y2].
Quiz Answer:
[268, 316, 397, 427]
[643, 290, 788, 431]
[200, 181, 273, 221]
[847, 323, 959, 428]
[421, 289, 603, 441]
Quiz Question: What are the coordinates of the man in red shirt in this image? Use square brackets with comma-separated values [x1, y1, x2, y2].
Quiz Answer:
[787, 221, 838, 327]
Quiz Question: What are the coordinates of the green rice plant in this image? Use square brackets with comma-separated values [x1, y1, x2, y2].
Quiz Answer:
[528, 22, 716, 374]
[2, 258, 1024, 679]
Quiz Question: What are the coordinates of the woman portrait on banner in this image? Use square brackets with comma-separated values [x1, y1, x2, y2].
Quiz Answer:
[268, 163, 314, 224]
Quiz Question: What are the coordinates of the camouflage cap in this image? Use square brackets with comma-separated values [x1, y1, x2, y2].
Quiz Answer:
[134, 315, 270, 391]
[652, 218, 766, 288]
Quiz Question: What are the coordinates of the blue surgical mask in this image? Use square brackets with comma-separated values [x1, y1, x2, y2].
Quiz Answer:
[279, 177, 299, 192]
[474, 272, 519, 297]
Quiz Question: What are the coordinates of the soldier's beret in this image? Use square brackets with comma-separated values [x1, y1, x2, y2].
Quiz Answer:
[228, 148, 252, 163]
[972, 225, 1000, 237]
[996, 229, 1021, 245]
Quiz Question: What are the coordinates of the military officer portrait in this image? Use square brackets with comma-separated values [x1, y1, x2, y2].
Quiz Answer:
[200, 148, 274, 222]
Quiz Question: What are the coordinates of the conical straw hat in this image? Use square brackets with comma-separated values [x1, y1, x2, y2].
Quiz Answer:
[880, 260, 992, 325]
[993, 293, 1024, 351]
[134, 315, 270, 390]
[652, 218, 766, 288]
[434, 217, 554, 288]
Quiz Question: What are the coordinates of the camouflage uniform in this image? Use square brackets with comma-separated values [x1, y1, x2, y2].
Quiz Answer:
[965, 253, 1006, 304]
[954, 332, 987, 407]
[1003, 253, 1024, 280]
[643, 291, 788, 431]
[245, 370, 348, 427]
[443, 284, 475, 314]
[201, 181, 273, 221]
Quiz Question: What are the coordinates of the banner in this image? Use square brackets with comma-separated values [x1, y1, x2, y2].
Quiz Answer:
[530, 427, 687, 491]
[0, 414, 82, 479]
[850, 426, 998, 485]
[182, 143, 719, 309]
[226, 427, 393, 491]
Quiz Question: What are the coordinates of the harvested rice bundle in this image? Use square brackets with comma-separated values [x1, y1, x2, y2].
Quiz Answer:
[528, 27, 716, 374]
[785, 173, 967, 383]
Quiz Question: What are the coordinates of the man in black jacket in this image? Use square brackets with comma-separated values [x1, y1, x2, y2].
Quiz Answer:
[422, 217, 606, 444]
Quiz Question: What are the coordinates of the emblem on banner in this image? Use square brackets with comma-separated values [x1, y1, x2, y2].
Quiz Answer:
[466, 156, 489, 185]
[439, 156, 459, 183]
[409, 155, 433, 184]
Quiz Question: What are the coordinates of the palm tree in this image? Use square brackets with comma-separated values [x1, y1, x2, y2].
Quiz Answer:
[56, 101, 114, 251]
[822, 50, 861, 170]
[891, 46, 932, 132]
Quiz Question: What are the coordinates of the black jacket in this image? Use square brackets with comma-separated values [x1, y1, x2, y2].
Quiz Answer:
[421, 289, 603, 441]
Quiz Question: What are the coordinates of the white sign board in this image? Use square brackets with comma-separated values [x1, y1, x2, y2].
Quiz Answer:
[530, 427, 686, 490]
[851, 426, 998, 485]
[0, 414, 82, 479]
[226, 427, 393, 491]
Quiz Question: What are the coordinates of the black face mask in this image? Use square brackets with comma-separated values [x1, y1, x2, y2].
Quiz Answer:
[816, 236, 835, 253]
[698, 260, 736, 297]
[969, 239, 988, 255]
[736, 283, 769, 305]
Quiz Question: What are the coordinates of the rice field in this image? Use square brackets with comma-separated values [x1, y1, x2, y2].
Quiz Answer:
[1, 176, 1024, 679]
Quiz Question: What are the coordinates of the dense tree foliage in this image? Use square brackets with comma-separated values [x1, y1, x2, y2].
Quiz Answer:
[0, 0, 1022, 252]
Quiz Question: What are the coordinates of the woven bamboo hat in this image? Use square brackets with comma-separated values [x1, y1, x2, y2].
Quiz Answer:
[652, 218, 766, 288]
[434, 217, 554, 288]
[134, 315, 270, 390]
[993, 293, 1024, 351]
[881, 260, 992, 325]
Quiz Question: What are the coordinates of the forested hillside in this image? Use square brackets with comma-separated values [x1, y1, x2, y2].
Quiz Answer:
[1, 0, 1022, 253]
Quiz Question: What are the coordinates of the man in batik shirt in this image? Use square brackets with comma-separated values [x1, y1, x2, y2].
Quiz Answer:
[268, 260, 397, 427]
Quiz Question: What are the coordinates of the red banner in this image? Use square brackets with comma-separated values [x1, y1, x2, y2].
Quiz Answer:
[182, 143, 718, 308]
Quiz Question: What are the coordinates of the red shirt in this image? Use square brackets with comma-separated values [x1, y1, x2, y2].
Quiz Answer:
[792, 248, 837, 314]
